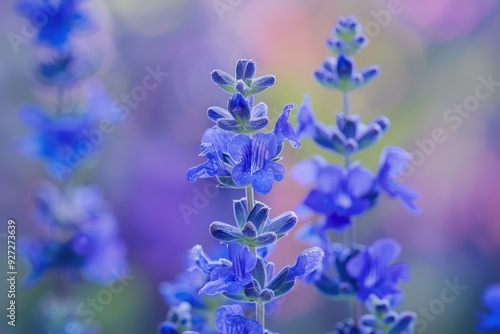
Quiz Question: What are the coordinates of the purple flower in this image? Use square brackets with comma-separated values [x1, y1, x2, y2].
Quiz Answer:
[229, 133, 285, 194]
[187, 127, 236, 183]
[199, 242, 256, 296]
[208, 93, 269, 133]
[346, 238, 409, 302]
[327, 16, 368, 56]
[215, 305, 263, 334]
[16, 83, 118, 181]
[35, 52, 98, 87]
[477, 284, 500, 331]
[211, 59, 276, 98]
[16, 105, 90, 179]
[314, 55, 379, 92]
[22, 182, 127, 285]
[273, 104, 300, 149]
[296, 157, 378, 231]
[295, 96, 390, 154]
[377, 146, 420, 215]
[16, 0, 92, 48]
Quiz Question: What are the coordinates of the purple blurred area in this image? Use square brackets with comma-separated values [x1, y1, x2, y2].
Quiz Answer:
[0, 0, 499, 333]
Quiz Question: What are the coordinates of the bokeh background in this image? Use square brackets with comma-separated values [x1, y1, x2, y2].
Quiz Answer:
[1, 0, 500, 333]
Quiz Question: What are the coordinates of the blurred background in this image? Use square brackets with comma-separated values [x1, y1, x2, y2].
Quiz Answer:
[1, 0, 499, 333]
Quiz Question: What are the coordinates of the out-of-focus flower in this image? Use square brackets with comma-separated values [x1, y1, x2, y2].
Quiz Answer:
[16, 0, 93, 48]
[347, 239, 409, 302]
[477, 284, 500, 331]
[22, 182, 127, 285]
[377, 147, 420, 215]
[359, 294, 416, 334]
[296, 97, 390, 154]
[327, 16, 368, 56]
[16, 82, 119, 181]
[314, 55, 379, 92]
[35, 52, 98, 87]
[295, 156, 378, 231]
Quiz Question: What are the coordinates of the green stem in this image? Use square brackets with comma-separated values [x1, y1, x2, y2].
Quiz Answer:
[244, 185, 265, 329]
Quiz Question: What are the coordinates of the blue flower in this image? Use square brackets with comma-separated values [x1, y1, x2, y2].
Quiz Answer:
[36, 52, 98, 87]
[297, 227, 360, 298]
[209, 198, 297, 247]
[346, 239, 409, 302]
[377, 147, 420, 215]
[208, 93, 269, 133]
[327, 16, 368, 56]
[22, 182, 127, 285]
[332, 319, 362, 334]
[214, 305, 263, 334]
[229, 133, 285, 194]
[199, 242, 256, 296]
[296, 96, 389, 154]
[359, 294, 416, 334]
[232, 247, 323, 303]
[16, 105, 90, 178]
[477, 284, 500, 331]
[273, 104, 300, 149]
[314, 54, 379, 92]
[211, 59, 276, 98]
[296, 157, 378, 231]
[16, 0, 92, 48]
[187, 127, 236, 183]
[157, 302, 206, 334]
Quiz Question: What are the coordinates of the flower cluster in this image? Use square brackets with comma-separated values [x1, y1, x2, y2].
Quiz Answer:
[159, 59, 324, 333]
[358, 295, 416, 334]
[15, 0, 118, 181]
[294, 16, 419, 333]
[187, 59, 299, 195]
[22, 182, 127, 285]
[14, 1, 126, 333]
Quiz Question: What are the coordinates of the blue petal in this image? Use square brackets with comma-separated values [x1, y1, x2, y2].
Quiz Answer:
[296, 95, 316, 138]
[251, 102, 268, 118]
[274, 104, 300, 148]
[208, 106, 232, 122]
[361, 65, 380, 84]
[247, 76, 276, 96]
[263, 211, 297, 235]
[212, 70, 237, 94]
[209, 222, 242, 242]
[337, 55, 354, 79]
[236, 59, 255, 80]
[228, 93, 251, 122]
[288, 247, 324, 279]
